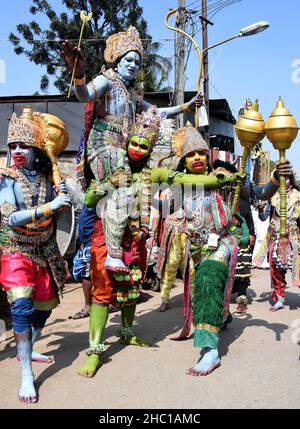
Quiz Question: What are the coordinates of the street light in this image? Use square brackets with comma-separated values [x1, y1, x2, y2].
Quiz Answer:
[203, 21, 270, 53]
[202, 21, 269, 143]
[239, 21, 269, 37]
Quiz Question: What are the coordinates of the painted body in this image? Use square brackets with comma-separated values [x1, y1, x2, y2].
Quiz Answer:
[62, 28, 202, 272]
[0, 114, 71, 404]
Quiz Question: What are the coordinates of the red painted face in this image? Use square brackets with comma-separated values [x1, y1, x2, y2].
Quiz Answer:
[127, 136, 151, 161]
[9, 143, 33, 167]
[127, 149, 147, 161]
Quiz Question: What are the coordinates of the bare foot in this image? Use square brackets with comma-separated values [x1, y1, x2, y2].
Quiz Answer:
[269, 301, 284, 312]
[119, 335, 150, 347]
[186, 361, 221, 376]
[19, 374, 38, 403]
[269, 306, 283, 312]
[17, 352, 53, 363]
[186, 349, 220, 377]
[78, 354, 102, 378]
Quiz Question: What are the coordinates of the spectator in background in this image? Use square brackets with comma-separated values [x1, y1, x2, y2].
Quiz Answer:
[255, 172, 300, 311]
[71, 205, 96, 319]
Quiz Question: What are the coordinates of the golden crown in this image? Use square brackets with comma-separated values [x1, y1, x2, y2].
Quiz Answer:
[104, 26, 144, 65]
[136, 106, 161, 131]
[7, 107, 69, 157]
[7, 108, 43, 148]
[130, 106, 161, 147]
[172, 124, 209, 159]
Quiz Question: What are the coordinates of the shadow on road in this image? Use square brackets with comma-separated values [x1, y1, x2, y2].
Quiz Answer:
[2, 283, 298, 394]
[32, 291, 187, 391]
[219, 314, 289, 359]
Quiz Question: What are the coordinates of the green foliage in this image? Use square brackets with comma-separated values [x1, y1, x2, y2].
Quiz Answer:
[9, 0, 172, 94]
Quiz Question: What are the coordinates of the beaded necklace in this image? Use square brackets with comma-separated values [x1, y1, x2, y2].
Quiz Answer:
[17, 168, 47, 208]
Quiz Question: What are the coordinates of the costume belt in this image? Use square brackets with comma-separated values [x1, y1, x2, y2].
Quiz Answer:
[94, 115, 133, 133]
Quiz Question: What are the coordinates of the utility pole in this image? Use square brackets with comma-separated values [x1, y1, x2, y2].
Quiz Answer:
[202, 0, 209, 144]
[174, 0, 186, 129]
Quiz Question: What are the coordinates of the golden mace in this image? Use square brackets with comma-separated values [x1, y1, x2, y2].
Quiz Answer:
[231, 100, 265, 215]
[39, 113, 69, 186]
[67, 10, 93, 99]
[265, 97, 298, 237]
[165, 9, 203, 127]
[19, 106, 69, 187]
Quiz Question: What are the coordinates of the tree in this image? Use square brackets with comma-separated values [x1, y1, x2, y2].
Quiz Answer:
[9, 0, 172, 94]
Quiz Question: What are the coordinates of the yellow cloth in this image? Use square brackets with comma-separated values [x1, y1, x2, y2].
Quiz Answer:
[160, 229, 195, 302]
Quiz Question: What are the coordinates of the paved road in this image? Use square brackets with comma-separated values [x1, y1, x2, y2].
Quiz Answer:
[0, 269, 299, 409]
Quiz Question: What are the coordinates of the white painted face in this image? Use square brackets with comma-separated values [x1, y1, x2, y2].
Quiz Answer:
[9, 142, 35, 169]
[117, 51, 141, 81]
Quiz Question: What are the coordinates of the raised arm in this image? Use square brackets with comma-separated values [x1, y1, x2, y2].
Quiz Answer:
[251, 180, 279, 201]
[251, 159, 293, 201]
[61, 40, 110, 102]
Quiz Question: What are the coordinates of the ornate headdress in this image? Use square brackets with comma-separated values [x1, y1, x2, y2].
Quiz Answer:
[172, 123, 209, 159]
[104, 26, 144, 65]
[130, 106, 161, 148]
[7, 107, 44, 148]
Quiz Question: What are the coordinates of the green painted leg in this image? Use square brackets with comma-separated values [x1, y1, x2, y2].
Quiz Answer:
[119, 303, 150, 347]
[78, 304, 109, 378]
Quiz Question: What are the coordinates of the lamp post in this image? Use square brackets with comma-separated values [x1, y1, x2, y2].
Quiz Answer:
[202, 21, 269, 143]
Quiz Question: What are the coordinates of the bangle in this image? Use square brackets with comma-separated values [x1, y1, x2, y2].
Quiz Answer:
[181, 102, 190, 113]
[41, 203, 54, 217]
[31, 208, 37, 224]
[73, 75, 86, 85]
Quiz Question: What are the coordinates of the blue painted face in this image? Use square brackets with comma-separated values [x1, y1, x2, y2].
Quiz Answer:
[9, 142, 35, 169]
[117, 51, 141, 82]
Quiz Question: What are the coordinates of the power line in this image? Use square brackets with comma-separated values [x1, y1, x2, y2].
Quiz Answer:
[208, 0, 242, 16]
[3, 38, 174, 43]
[186, 0, 201, 8]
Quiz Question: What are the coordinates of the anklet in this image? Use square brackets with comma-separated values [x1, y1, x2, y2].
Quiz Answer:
[120, 327, 134, 340]
[86, 344, 106, 356]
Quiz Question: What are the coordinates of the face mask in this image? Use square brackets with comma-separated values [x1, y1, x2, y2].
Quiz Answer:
[185, 150, 208, 173]
[117, 51, 141, 81]
[9, 142, 35, 168]
[128, 136, 150, 161]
